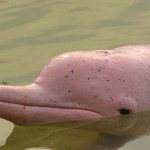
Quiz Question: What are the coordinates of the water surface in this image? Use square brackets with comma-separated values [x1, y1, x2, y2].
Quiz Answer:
[0, 0, 150, 149]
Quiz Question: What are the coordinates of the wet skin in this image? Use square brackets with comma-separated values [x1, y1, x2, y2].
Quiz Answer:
[0, 45, 150, 125]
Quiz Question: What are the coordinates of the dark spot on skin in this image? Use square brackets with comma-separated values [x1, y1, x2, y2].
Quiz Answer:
[106, 79, 110, 81]
[65, 75, 68, 78]
[67, 64, 70, 66]
[107, 89, 110, 92]
[110, 96, 114, 101]
[104, 51, 109, 54]
[68, 90, 71, 93]
[91, 68, 94, 70]
[82, 60, 85, 62]
[87, 78, 90, 80]
[78, 102, 81, 105]
[118, 79, 126, 82]
[23, 105, 26, 110]
[53, 102, 57, 106]
[119, 108, 131, 115]
[97, 70, 101, 72]
[93, 95, 98, 99]
[71, 70, 74, 74]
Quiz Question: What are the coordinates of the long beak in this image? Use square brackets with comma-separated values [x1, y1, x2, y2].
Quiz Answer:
[0, 84, 45, 125]
[0, 84, 101, 125]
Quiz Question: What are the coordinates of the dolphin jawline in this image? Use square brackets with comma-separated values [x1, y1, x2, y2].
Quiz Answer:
[0, 84, 102, 125]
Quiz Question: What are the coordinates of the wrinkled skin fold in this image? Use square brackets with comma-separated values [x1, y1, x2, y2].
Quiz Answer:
[0, 45, 150, 125]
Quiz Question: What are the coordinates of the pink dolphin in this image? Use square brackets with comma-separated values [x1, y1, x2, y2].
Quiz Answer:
[0, 45, 150, 125]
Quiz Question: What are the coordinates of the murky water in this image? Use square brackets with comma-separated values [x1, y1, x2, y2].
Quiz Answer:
[0, 0, 150, 149]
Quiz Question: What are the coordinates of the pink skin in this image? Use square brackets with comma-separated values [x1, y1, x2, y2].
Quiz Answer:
[0, 45, 150, 125]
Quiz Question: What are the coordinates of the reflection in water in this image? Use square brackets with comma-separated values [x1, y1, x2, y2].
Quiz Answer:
[0, 109, 150, 150]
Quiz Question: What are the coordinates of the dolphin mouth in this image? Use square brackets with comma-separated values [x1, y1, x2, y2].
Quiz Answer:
[0, 101, 103, 125]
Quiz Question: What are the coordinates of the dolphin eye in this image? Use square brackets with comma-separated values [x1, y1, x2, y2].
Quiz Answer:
[119, 108, 131, 115]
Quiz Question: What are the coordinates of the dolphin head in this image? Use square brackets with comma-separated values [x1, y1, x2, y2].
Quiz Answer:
[0, 45, 150, 125]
